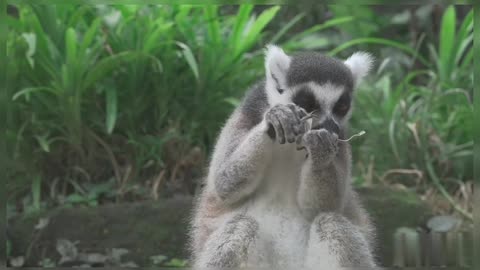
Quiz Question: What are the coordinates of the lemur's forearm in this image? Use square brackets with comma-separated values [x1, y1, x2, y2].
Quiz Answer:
[297, 157, 348, 221]
[212, 122, 272, 205]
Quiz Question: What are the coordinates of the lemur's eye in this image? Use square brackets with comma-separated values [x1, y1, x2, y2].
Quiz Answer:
[333, 93, 351, 117]
[277, 88, 284, 94]
[292, 88, 320, 113]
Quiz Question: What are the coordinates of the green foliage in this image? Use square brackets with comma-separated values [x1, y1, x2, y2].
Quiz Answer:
[6, 4, 317, 205]
[328, 5, 384, 37]
[350, 6, 472, 218]
[7, 239, 12, 258]
[164, 258, 188, 267]
[435, 7, 473, 87]
[6, 5, 473, 219]
[61, 179, 117, 207]
[149, 254, 188, 267]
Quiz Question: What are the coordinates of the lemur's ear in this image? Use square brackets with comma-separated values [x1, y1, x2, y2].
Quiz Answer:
[265, 44, 291, 94]
[344, 52, 374, 87]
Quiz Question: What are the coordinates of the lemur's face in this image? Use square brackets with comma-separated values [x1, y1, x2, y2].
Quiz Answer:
[264, 45, 373, 136]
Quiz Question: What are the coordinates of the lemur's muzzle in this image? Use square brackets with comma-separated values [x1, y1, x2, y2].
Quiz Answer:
[311, 118, 340, 135]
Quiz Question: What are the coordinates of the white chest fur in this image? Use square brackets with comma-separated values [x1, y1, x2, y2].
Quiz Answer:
[243, 143, 310, 267]
[260, 143, 306, 203]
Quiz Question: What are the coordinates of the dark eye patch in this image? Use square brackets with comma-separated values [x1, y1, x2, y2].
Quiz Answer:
[292, 87, 320, 113]
[333, 93, 351, 117]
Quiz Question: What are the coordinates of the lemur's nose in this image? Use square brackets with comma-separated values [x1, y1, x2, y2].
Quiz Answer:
[312, 118, 339, 134]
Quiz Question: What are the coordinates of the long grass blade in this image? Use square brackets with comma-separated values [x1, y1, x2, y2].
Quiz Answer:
[270, 12, 305, 44]
[231, 5, 254, 52]
[176, 42, 199, 81]
[236, 6, 280, 59]
[105, 86, 117, 134]
[12, 87, 56, 101]
[328, 37, 430, 67]
[83, 51, 139, 90]
[204, 6, 221, 45]
[438, 6, 456, 79]
[453, 9, 473, 66]
[65, 27, 78, 67]
[284, 16, 354, 47]
[79, 18, 101, 55]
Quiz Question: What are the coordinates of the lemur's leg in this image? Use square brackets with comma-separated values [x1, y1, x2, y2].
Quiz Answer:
[297, 129, 350, 220]
[212, 104, 306, 205]
[195, 215, 259, 269]
[304, 213, 376, 269]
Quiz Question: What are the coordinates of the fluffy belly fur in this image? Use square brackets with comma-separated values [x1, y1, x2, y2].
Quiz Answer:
[240, 144, 310, 267]
[243, 199, 310, 267]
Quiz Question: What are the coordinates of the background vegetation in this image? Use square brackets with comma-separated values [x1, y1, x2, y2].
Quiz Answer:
[5, 3, 473, 267]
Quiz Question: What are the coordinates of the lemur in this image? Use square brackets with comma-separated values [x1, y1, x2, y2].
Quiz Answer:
[189, 45, 376, 269]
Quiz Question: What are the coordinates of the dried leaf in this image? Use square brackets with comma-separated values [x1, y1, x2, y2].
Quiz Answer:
[406, 122, 421, 147]
[34, 218, 50, 230]
[150, 254, 168, 265]
[56, 239, 78, 264]
[109, 248, 129, 262]
[79, 253, 108, 264]
[10, 256, 25, 267]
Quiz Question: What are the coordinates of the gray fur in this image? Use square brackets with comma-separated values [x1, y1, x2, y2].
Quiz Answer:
[287, 52, 354, 91]
[190, 46, 376, 269]
[240, 80, 269, 129]
[305, 213, 377, 268]
[194, 214, 259, 269]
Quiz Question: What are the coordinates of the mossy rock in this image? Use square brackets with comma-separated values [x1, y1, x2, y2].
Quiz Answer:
[8, 187, 432, 267]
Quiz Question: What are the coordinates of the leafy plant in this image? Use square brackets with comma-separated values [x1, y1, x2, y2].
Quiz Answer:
[350, 6, 473, 219]
[7, 5, 330, 207]
[432, 6, 473, 88]
[6, 4, 472, 221]
[150, 254, 187, 267]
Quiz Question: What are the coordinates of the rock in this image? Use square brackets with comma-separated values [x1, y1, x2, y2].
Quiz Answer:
[8, 187, 432, 267]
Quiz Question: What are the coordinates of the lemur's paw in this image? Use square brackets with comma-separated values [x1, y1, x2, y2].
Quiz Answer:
[302, 129, 339, 162]
[265, 103, 307, 144]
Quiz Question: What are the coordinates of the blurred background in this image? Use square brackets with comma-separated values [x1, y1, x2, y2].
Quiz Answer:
[5, 4, 473, 268]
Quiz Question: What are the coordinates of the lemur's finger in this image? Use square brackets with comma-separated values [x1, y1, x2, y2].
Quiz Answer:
[285, 122, 297, 143]
[277, 115, 296, 144]
[267, 123, 276, 140]
[286, 104, 305, 136]
[296, 107, 308, 119]
[301, 117, 310, 134]
[317, 129, 338, 149]
[272, 116, 286, 144]
[295, 134, 305, 150]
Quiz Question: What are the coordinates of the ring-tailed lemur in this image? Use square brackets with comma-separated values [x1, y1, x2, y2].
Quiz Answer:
[189, 45, 376, 269]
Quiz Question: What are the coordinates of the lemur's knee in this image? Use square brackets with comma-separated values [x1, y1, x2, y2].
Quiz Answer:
[310, 213, 375, 267]
[223, 214, 259, 240]
[197, 214, 259, 268]
[311, 212, 352, 237]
